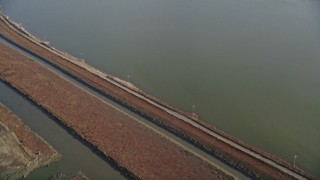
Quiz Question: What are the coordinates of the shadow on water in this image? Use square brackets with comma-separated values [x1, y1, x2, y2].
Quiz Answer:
[0, 80, 135, 179]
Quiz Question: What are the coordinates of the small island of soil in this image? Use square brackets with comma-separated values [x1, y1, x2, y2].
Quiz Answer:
[49, 171, 89, 180]
[0, 103, 61, 179]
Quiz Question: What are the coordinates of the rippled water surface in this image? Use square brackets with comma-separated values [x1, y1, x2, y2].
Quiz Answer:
[1, 0, 320, 176]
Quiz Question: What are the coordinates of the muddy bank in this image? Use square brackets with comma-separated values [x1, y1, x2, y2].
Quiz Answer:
[50, 171, 88, 180]
[0, 103, 60, 179]
[0, 35, 232, 179]
[0, 12, 315, 179]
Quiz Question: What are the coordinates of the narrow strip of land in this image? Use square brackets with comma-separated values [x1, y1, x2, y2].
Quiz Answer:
[0, 12, 315, 179]
[0, 38, 233, 179]
[0, 35, 247, 179]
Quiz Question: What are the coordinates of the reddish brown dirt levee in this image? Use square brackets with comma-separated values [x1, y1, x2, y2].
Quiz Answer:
[0, 13, 316, 179]
[0, 33, 231, 179]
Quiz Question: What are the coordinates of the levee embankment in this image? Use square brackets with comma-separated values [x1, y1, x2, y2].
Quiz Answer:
[0, 12, 315, 179]
[0, 33, 232, 179]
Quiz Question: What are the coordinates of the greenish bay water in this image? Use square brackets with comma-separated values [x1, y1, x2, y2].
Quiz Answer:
[1, 0, 320, 177]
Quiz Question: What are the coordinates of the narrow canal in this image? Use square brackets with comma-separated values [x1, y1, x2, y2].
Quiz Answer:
[0, 81, 125, 179]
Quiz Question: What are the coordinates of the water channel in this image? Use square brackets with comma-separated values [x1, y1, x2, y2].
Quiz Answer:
[1, 0, 320, 177]
[0, 81, 126, 179]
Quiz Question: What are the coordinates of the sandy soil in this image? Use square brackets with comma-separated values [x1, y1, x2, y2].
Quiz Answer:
[0, 103, 60, 179]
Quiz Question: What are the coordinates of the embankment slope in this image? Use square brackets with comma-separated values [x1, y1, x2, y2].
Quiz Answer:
[0, 38, 232, 179]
